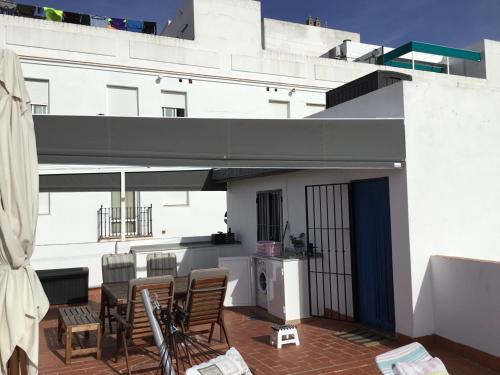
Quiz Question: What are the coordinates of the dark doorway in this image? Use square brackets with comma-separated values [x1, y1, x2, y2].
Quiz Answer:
[351, 178, 395, 332]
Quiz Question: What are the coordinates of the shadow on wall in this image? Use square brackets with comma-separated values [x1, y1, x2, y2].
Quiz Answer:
[412, 259, 435, 339]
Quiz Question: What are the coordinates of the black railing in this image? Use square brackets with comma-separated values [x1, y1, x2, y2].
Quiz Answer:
[98, 205, 153, 240]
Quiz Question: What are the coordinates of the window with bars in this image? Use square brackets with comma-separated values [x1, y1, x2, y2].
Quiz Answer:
[162, 107, 185, 118]
[256, 190, 283, 242]
[31, 104, 48, 115]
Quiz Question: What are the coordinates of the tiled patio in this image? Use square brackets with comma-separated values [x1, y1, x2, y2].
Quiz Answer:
[38, 290, 496, 375]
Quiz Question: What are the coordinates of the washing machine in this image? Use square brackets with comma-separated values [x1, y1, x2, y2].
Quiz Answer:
[255, 258, 268, 309]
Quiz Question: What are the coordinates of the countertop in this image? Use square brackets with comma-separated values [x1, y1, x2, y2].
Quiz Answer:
[252, 254, 308, 262]
[130, 241, 242, 253]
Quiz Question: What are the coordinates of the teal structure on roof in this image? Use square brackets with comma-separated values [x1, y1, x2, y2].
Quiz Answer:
[377, 41, 481, 73]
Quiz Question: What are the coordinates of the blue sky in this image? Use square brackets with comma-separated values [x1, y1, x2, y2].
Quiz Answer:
[19, 0, 500, 48]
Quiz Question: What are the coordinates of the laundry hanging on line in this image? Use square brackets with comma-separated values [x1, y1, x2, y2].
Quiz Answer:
[63, 11, 81, 24]
[16, 3, 35, 17]
[90, 15, 107, 28]
[126, 19, 144, 33]
[0, 0, 17, 15]
[142, 21, 156, 34]
[33, 6, 45, 19]
[44, 7, 63, 22]
[107, 17, 126, 30]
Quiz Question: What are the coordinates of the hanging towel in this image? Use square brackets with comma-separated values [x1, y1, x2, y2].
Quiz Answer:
[63, 11, 81, 24]
[80, 14, 90, 26]
[44, 7, 63, 22]
[0, 1, 16, 16]
[126, 19, 144, 33]
[15, 4, 35, 17]
[90, 15, 107, 28]
[33, 6, 45, 19]
[107, 17, 126, 30]
[142, 21, 156, 34]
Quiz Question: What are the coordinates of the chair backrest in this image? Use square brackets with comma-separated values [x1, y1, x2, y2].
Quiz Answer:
[126, 276, 175, 340]
[375, 342, 432, 374]
[101, 253, 136, 283]
[185, 268, 229, 329]
[147, 252, 177, 277]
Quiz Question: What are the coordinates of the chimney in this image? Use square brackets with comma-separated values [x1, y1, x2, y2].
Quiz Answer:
[314, 17, 321, 27]
[306, 15, 314, 26]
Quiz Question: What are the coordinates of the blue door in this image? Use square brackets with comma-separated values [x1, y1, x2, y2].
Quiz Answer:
[351, 178, 395, 332]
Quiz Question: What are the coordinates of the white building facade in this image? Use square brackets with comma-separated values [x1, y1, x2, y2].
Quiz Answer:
[2, 0, 500, 365]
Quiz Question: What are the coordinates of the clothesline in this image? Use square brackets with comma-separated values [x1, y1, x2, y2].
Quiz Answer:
[0, 0, 157, 34]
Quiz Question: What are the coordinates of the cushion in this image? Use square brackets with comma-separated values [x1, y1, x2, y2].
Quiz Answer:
[106, 254, 134, 269]
[393, 357, 449, 375]
[185, 348, 252, 375]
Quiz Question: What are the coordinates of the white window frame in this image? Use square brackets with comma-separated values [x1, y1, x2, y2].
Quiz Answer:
[25, 79, 49, 115]
[38, 192, 51, 215]
[162, 191, 190, 207]
[161, 91, 187, 117]
[106, 85, 139, 116]
[268, 100, 290, 119]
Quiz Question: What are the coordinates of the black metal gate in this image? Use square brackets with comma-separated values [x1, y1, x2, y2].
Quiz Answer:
[305, 183, 356, 321]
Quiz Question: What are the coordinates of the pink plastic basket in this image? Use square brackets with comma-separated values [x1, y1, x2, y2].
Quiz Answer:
[256, 241, 282, 256]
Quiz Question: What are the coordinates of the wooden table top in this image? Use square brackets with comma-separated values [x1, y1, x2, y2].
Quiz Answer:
[102, 276, 188, 306]
[59, 305, 100, 327]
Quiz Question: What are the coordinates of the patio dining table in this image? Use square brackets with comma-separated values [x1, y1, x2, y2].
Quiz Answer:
[100, 276, 188, 332]
[102, 276, 189, 307]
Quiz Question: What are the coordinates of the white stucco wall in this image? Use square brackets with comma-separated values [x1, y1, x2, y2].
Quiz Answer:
[402, 74, 500, 337]
[263, 18, 359, 57]
[226, 169, 413, 336]
[431, 256, 500, 358]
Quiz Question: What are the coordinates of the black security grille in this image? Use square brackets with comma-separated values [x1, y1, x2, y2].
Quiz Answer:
[257, 190, 283, 242]
[305, 184, 355, 321]
[98, 205, 152, 240]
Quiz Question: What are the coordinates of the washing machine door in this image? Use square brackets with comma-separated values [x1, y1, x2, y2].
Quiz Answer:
[258, 269, 267, 294]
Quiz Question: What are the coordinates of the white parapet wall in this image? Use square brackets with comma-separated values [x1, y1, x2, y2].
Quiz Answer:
[431, 255, 500, 358]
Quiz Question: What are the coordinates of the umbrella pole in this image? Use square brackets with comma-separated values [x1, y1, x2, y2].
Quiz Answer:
[120, 171, 126, 242]
[7, 347, 28, 375]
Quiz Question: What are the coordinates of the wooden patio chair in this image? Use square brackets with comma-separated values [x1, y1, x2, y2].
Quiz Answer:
[147, 252, 177, 277]
[101, 253, 136, 331]
[114, 275, 175, 375]
[176, 268, 231, 354]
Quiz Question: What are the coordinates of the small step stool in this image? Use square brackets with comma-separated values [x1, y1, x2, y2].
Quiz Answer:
[270, 325, 300, 349]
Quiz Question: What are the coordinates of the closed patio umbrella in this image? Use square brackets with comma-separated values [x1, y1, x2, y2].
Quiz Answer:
[0, 49, 49, 374]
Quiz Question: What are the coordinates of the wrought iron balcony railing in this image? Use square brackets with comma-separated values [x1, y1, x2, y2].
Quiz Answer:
[97, 205, 152, 240]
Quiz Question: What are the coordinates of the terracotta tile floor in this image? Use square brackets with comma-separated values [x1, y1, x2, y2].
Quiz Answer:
[38, 292, 496, 375]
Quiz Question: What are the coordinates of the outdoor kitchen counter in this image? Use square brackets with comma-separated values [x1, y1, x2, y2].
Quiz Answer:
[130, 242, 246, 278]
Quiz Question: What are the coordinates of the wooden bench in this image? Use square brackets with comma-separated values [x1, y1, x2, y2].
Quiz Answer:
[57, 306, 102, 364]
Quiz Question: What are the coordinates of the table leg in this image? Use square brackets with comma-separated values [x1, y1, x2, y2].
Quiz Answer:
[99, 291, 106, 330]
[65, 327, 72, 365]
[57, 316, 62, 343]
[96, 324, 102, 360]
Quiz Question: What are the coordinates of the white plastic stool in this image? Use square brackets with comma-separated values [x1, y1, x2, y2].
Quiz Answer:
[270, 325, 300, 349]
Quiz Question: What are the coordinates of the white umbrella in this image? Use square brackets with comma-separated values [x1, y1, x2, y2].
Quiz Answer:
[0, 49, 49, 374]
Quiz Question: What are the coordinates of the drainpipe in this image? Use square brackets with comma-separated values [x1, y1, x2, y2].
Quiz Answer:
[121, 171, 126, 242]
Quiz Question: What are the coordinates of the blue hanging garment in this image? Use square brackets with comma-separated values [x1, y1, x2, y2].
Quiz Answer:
[126, 19, 144, 33]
